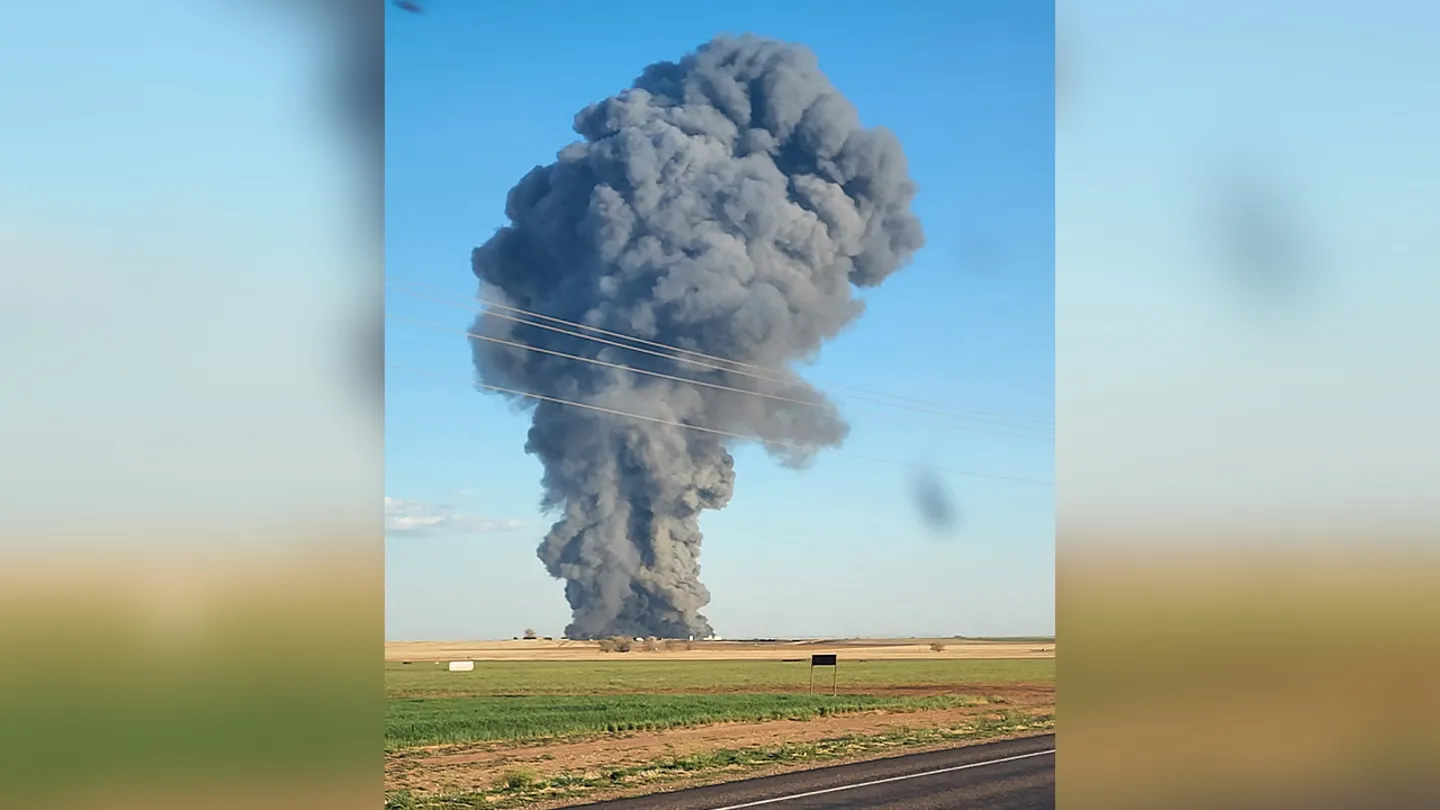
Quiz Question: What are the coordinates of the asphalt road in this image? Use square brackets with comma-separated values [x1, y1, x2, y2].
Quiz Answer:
[571, 734, 1055, 810]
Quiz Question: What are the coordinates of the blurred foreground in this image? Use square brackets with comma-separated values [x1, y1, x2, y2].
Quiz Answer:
[1060, 548, 1439, 809]
[0, 2, 382, 808]
[1, 1, 1436, 808]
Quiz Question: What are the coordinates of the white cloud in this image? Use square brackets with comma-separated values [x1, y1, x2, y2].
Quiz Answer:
[384, 497, 523, 537]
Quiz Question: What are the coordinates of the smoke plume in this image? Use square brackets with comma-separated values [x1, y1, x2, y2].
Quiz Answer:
[910, 468, 963, 536]
[469, 35, 925, 639]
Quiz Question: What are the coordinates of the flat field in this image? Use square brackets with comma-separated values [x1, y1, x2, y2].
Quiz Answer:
[385, 636, 1054, 662]
[386, 656, 1054, 697]
[385, 640, 1055, 809]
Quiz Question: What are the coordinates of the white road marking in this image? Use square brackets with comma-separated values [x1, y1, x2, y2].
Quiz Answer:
[700, 748, 1056, 810]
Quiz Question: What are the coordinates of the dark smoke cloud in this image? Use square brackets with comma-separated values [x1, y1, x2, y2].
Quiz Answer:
[469, 35, 925, 639]
[910, 468, 963, 536]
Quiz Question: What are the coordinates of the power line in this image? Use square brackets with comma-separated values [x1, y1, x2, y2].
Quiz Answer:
[390, 314, 1051, 442]
[415, 285, 801, 379]
[388, 279, 1053, 431]
[390, 314, 836, 411]
[388, 364, 1054, 487]
[385, 279, 1053, 434]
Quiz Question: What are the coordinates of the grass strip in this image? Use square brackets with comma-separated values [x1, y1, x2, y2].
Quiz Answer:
[388, 693, 990, 749]
[385, 710, 1054, 809]
[386, 659, 1053, 699]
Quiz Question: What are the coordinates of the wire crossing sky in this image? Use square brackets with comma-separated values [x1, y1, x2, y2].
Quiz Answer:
[384, 0, 1054, 641]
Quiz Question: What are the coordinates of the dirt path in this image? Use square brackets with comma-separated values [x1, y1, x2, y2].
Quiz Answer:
[386, 686, 1055, 795]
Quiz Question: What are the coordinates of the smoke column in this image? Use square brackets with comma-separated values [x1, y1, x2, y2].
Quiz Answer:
[470, 35, 925, 639]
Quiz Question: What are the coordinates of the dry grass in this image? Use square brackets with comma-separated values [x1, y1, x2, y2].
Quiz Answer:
[385, 637, 1054, 663]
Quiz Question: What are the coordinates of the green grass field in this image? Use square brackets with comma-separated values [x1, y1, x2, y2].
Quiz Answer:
[386, 658, 1054, 699]
[386, 709, 1054, 810]
[385, 658, 1055, 808]
[387, 693, 988, 749]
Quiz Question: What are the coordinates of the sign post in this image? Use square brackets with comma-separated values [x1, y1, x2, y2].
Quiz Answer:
[809, 653, 838, 695]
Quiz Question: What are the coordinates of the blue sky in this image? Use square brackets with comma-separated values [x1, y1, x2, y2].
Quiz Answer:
[384, 0, 1054, 640]
[1, 1, 374, 551]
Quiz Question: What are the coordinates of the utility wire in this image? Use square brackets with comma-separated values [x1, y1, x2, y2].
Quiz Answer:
[391, 314, 1051, 442]
[386, 279, 1053, 435]
[389, 314, 837, 412]
[388, 364, 1054, 487]
[389, 278, 1052, 430]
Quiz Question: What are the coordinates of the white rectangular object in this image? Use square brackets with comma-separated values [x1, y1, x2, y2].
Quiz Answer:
[447, 661, 475, 672]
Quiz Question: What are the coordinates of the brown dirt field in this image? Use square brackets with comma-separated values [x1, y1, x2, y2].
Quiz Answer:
[385, 688, 1055, 796]
[385, 638, 1055, 662]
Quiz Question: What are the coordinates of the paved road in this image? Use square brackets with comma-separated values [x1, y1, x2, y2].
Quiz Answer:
[572, 734, 1055, 810]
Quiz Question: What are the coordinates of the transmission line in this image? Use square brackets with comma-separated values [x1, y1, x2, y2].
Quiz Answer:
[388, 364, 1054, 487]
[386, 279, 1053, 435]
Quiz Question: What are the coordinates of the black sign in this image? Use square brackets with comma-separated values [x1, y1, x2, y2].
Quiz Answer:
[810, 654, 837, 667]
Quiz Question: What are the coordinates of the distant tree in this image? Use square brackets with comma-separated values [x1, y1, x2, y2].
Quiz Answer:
[523, 628, 537, 639]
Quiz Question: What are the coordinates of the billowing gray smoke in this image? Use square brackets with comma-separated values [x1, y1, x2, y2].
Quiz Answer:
[469, 35, 924, 639]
